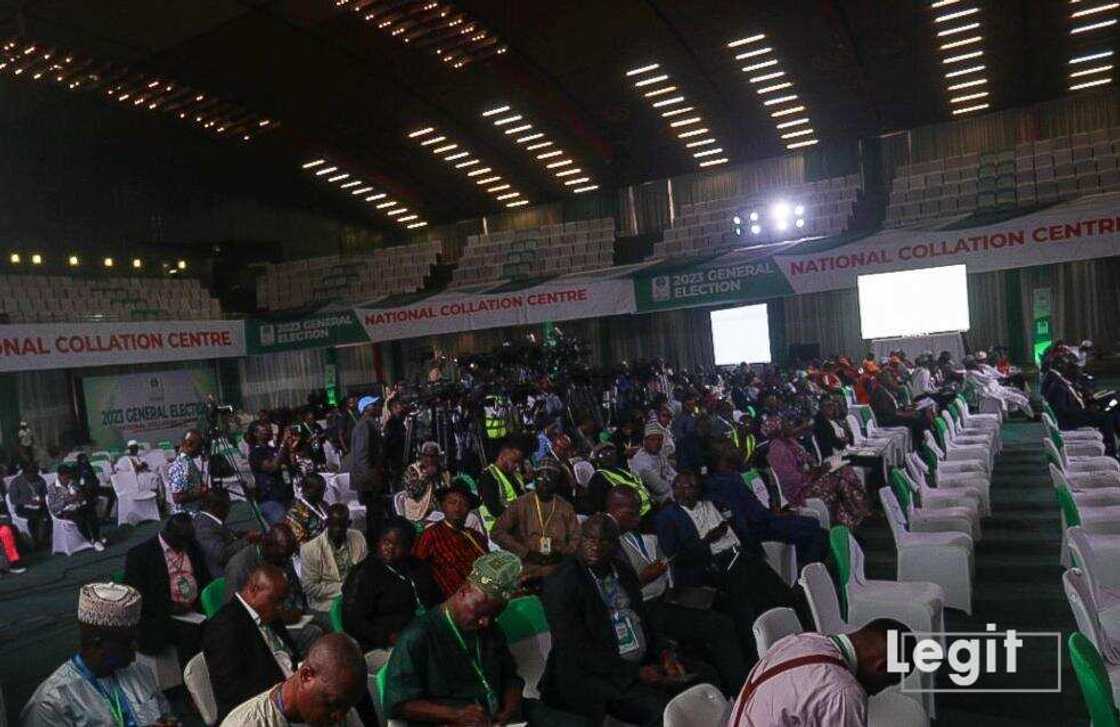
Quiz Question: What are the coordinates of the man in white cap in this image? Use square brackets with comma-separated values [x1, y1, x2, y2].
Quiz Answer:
[117, 440, 161, 501]
[21, 582, 179, 726]
[627, 422, 677, 505]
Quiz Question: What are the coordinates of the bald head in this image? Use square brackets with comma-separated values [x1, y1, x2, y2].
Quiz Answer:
[292, 633, 367, 724]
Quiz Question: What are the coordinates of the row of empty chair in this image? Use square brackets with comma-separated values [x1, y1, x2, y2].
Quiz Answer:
[0, 274, 221, 322]
[255, 241, 442, 310]
[886, 126, 1120, 227]
[655, 174, 861, 257]
[451, 218, 615, 287]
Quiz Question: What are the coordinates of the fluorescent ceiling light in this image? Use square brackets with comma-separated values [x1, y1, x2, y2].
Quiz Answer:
[935, 7, 979, 23]
[950, 90, 988, 102]
[340, 180, 362, 189]
[662, 106, 696, 117]
[1072, 18, 1118, 33]
[776, 117, 810, 128]
[504, 124, 533, 134]
[931, 0, 960, 7]
[1072, 3, 1120, 19]
[937, 21, 979, 36]
[445, 151, 469, 160]
[626, 63, 660, 76]
[947, 77, 987, 90]
[634, 74, 669, 87]
[945, 63, 985, 77]
[763, 94, 798, 105]
[693, 147, 724, 157]
[467, 167, 493, 176]
[352, 187, 374, 195]
[454, 159, 479, 168]
[1070, 76, 1113, 89]
[787, 138, 819, 149]
[736, 47, 772, 60]
[1071, 50, 1114, 63]
[757, 81, 793, 94]
[386, 207, 408, 216]
[408, 127, 434, 137]
[685, 138, 716, 147]
[433, 144, 458, 153]
[572, 184, 599, 193]
[420, 135, 447, 145]
[644, 85, 679, 97]
[943, 49, 983, 63]
[743, 59, 779, 72]
[771, 105, 806, 117]
[476, 176, 501, 184]
[398, 214, 418, 222]
[698, 157, 728, 167]
[488, 184, 510, 192]
[493, 115, 523, 125]
[951, 102, 989, 114]
[652, 96, 685, 107]
[940, 35, 982, 49]
[507, 200, 530, 207]
[376, 201, 397, 209]
[302, 159, 325, 168]
[482, 105, 510, 116]
[727, 34, 765, 48]
[678, 127, 710, 138]
[407, 222, 428, 229]
[1070, 64, 1113, 77]
[366, 193, 387, 201]
[749, 70, 785, 83]
[564, 177, 591, 185]
[669, 116, 702, 127]
[328, 173, 349, 182]
[496, 192, 520, 200]
[315, 166, 338, 175]
[545, 159, 573, 168]
[780, 128, 815, 138]
[554, 168, 582, 176]
[537, 150, 563, 159]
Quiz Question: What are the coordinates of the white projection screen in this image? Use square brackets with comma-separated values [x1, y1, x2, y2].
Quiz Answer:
[710, 304, 773, 365]
[858, 264, 971, 339]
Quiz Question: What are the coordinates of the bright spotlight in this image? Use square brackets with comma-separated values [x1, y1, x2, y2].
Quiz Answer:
[794, 204, 805, 216]
[30, 254, 42, 265]
[750, 224, 762, 234]
[68, 255, 79, 267]
[104, 257, 114, 268]
[771, 201, 791, 220]
[732, 215, 742, 225]
[776, 220, 788, 231]
[749, 211, 759, 222]
[795, 218, 805, 228]
[8, 253, 19, 264]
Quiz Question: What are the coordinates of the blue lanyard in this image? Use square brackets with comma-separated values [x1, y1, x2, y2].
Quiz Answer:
[626, 533, 651, 561]
[70, 655, 137, 727]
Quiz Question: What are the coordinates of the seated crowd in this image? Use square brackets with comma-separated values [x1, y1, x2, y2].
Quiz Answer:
[15, 338, 1120, 726]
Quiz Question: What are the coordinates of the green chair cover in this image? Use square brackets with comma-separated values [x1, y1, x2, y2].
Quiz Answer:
[1069, 632, 1120, 727]
[496, 595, 549, 643]
[828, 525, 852, 620]
[200, 578, 226, 618]
[330, 595, 345, 633]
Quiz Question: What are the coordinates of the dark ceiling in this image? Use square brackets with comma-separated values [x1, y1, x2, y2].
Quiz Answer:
[0, 0, 1105, 234]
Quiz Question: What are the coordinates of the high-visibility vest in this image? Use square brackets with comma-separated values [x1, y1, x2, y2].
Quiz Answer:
[479, 464, 523, 531]
[597, 467, 652, 516]
[483, 406, 508, 439]
[738, 430, 757, 464]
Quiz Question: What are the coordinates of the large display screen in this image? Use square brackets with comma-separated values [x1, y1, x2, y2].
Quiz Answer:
[710, 304, 772, 365]
[858, 264, 970, 339]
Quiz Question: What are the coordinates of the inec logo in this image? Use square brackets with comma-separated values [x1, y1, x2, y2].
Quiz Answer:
[258, 324, 275, 346]
[651, 276, 671, 302]
[888, 624, 1062, 693]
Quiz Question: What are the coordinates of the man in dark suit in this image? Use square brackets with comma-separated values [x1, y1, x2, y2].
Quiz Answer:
[348, 396, 386, 539]
[193, 489, 254, 579]
[123, 513, 211, 666]
[203, 562, 300, 721]
[1046, 357, 1119, 455]
[540, 514, 688, 727]
[870, 370, 932, 442]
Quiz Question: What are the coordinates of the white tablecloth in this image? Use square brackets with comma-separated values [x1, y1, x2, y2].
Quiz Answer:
[871, 332, 965, 361]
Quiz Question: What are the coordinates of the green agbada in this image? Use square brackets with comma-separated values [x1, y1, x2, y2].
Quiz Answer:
[381, 608, 522, 718]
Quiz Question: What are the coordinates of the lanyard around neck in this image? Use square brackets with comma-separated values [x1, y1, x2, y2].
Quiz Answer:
[71, 655, 132, 727]
[385, 563, 423, 608]
[533, 493, 556, 533]
[443, 607, 496, 711]
[445, 521, 486, 555]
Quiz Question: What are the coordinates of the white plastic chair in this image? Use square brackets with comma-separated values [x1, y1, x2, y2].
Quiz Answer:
[880, 488, 974, 614]
[1044, 414, 1106, 458]
[766, 467, 830, 531]
[894, 469, 981, 541]
[111, 472, 160, 526]
[1048, 464, 1120, 508]
[663, 683, 729, 727]
[1063, 568, 1120, 703]
[183, 652, 218, 726]
[752, 607, 802, 656]
[51, 514, 94, 556]
[1067, 525, 1120, 589]
[905, 453, 983, 515]
[1045, 437, 1120, 479]
[136, 646, 182, 690]
[508, 632, 551, 699]
[941, 410, 998, 457]
[799, 562, 933, 722]
[956, 397, 1002, 428]
[743, 471, 801, 585]
[833, 530, 947, 648]
[932, 419, 992, 474]
[5, 491, 30, 538]
[1069, 527, 1120, 643]
[923, 431, 990, 479]
[917, 441, 991, 516]
[1042, 410, 1103, 441]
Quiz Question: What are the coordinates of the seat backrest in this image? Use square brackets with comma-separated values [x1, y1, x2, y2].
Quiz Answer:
[1069, 527, 1110, 610]
[845, 415, 864, 443]
[200, 578, 226, 618]
[1055, 485, 1081, 528]
[663, 683, 731, 727]
[497, 596, 550, 643]
[889, 468, 915, 521]
[752, 607, 803, 657]
[1068, 632, 1120, 727]
[879, 487, 909, 544]
[1064, 567, 1119, 662]
[1048, 463, 1072, 494]
[798, 562, 847, 634]
[330, 596, 345, 633]
[183, 652, 219, 726]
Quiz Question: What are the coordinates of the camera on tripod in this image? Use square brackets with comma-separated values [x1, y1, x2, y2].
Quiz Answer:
[213, 404, 235, 415]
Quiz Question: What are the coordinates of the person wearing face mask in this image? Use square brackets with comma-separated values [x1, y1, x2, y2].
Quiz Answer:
[490, 459, 581, 583]
[383, 551, 590, 726]
[341, 518, 442, 660]
[220, 633, 366, 727]
[413, 483, 490, 598]
[204, 564, 302, 721]
[22, 582, 180, 727]
[300, 504, 368, 617]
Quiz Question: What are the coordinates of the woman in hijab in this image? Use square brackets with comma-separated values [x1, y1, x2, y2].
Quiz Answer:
[764, 415, 871, 530]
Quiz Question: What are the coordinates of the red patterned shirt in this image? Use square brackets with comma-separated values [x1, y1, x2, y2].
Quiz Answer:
[412, 520, 489, 598]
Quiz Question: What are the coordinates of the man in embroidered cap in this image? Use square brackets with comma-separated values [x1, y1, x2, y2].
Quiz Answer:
[628, 421, 677, 506]
[21, 582, 179, 726]
[382, 551, 591, 726]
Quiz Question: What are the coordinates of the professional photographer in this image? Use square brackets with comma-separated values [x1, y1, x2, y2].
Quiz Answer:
[247, 421, 298, 525]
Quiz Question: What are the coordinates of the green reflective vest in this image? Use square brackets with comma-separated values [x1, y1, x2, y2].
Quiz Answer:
[479, 464, 524, 531]
[597, 467, 652, 516]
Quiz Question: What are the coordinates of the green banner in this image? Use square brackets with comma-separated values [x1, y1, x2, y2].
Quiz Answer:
[246, 310, 368, 354]
[634, 252, 794, 313]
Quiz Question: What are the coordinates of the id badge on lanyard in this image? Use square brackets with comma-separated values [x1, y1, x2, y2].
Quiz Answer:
[613, 611, 640, 655]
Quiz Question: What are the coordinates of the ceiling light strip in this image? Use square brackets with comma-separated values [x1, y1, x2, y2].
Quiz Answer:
[927, 2, 993, 115]
[626, 61, 730, 168]
[479, 103, 598, 194]
[726, 31, 819, 150]
[1066, 0, 1119, 90]
[407, 125, 531, 208]
[300, 155, 427, 228]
